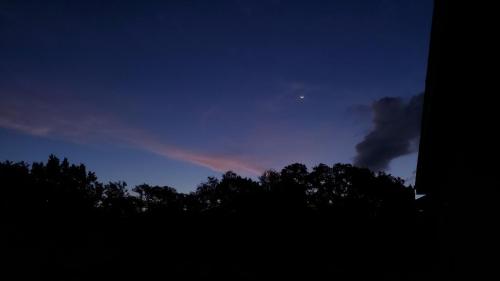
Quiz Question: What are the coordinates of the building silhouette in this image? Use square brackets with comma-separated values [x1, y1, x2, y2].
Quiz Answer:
[415, 0, 498, 278]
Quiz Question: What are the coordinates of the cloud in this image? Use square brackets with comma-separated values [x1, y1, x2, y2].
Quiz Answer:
[124, 134, 264, 175]
[353, 93, 423, 171]
[0, 93, 264, 176]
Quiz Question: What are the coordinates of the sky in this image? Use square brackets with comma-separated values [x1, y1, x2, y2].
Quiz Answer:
[0, 0, 432, 192]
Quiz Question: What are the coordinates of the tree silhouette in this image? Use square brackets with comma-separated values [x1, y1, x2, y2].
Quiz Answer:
[1, 154, 418, 280]
[133, 184, 181, 214]
[278, 163, 309, 212]
[101, 181, 138, 217]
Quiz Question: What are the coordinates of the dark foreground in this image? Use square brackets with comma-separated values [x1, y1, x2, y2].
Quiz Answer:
[1, 156, 433, 280]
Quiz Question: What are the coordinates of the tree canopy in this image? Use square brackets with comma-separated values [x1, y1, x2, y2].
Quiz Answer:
[1, 155, 419, 280]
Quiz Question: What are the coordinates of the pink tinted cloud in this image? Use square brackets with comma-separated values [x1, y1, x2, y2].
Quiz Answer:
[0, 94, 264, 175]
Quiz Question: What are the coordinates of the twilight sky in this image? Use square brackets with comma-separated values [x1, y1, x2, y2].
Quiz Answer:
[0, 0, 432, 192]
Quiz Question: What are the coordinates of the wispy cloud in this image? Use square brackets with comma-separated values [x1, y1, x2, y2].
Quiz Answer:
[0, 93, 264, 175]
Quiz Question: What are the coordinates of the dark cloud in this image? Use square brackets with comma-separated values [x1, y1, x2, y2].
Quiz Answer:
[346, 104, 373, 125]
[354, 93, 423, 171]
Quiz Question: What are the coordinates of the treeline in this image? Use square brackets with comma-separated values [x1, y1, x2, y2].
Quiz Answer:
[0, 154, 414, 220]
[1, 155, 423, 280]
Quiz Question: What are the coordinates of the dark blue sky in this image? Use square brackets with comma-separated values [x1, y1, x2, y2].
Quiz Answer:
[0, 0, 432, 192]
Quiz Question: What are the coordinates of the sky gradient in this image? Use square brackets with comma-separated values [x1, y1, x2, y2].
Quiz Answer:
[0, 0, 432, 192]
